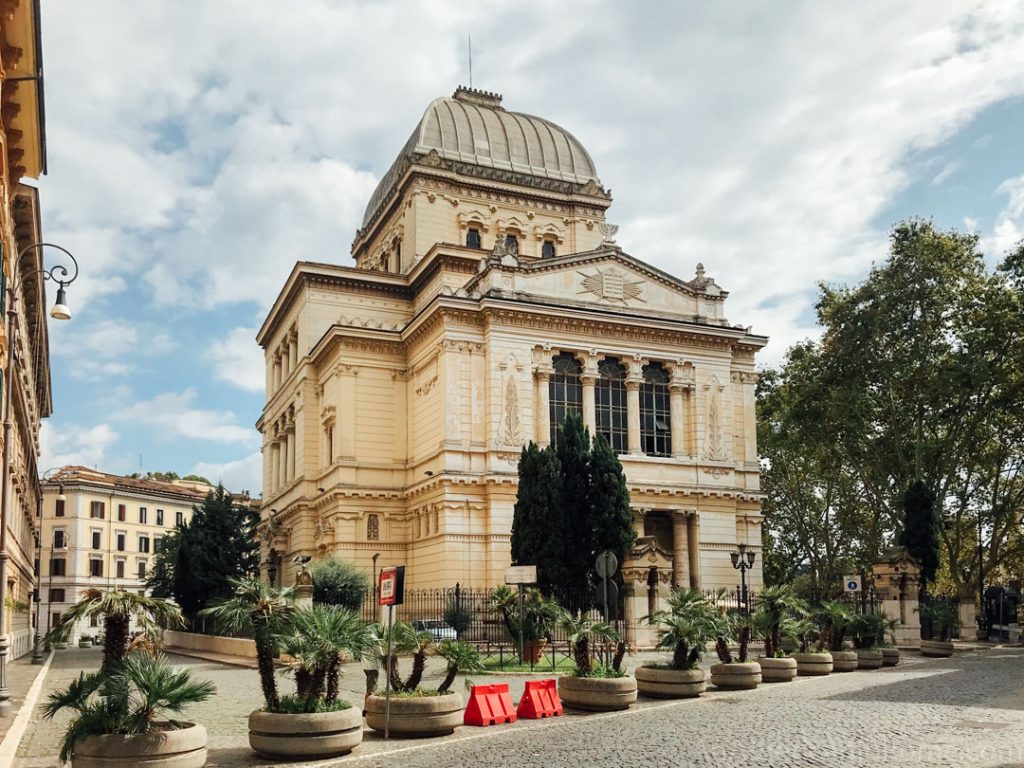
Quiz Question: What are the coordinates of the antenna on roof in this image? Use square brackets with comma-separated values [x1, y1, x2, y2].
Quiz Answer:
[468, 33, 473, 88]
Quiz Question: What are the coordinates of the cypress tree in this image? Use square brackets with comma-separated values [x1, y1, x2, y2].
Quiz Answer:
[510, 442, 565, 595]
[899, 480, 939, 588]
[556, 412, 593, 606]
[589, 433, 636, 573]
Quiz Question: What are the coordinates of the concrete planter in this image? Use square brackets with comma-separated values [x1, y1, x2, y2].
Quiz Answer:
[73, 722, 207, 768]
[635, 666, 706, 698]
[832, 650, 859, 672]
[522, 639, 547, 664]
[248, 707, 362, 759]
[709, 662, 762, 689]
[881, 647, 900, 666]
[78, 638, 93, 649]
[792, 652, 833, 676]
[365, 692, 463, 737]
[920, 639, 954, 658]
[54, 641, 68, 650]
[757, 656, 797, 682]
[856, 649, 884, 669]
[558, 675, 638, 711]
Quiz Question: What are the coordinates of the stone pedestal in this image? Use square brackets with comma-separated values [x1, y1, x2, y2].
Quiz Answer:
[294, 564, 314, 610]
[871, 548, 922, 648]
[958, 600, 978, 641]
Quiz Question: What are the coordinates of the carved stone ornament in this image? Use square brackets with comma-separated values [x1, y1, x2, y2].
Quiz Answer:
[598, 222, 619, 245]
[704, 377, 727, 462]
[577, 268, 644, 305]
[499, 375, 522, 445]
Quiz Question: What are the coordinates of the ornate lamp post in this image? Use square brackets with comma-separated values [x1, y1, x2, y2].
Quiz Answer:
[0, 244, 78, 713]
[730, 543, 756, 615]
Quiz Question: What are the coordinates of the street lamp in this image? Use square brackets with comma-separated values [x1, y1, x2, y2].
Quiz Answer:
[730, 543, 756, 615]
[0, 244, 79, 713]
[31, 468, 64, 665]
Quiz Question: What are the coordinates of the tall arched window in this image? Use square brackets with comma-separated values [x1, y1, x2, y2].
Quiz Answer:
[641, 363, 671, 456]
[549, 352, 582, 444]
[466, 227, 482, 249]
[596, 357, 627, 453]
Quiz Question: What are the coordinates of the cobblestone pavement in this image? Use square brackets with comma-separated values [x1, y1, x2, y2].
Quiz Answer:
[15, 646, 1024, 767]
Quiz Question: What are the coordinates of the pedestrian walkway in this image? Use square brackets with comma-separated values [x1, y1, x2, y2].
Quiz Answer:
[0, 653, 48, 748]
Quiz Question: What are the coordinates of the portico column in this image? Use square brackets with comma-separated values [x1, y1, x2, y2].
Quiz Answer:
[289, 335, 298, 371]
[672, 512, 690, 588]
[269, 443, 278, 492]
[687, 513, 701, 589]
[535, 370, 551, 447]
[279, 436, 288, 486]
[581, 374, 597, 436]
[669, 383, 685, 458]
[286, 428, 296, 482]
[625, 380, 641, 455]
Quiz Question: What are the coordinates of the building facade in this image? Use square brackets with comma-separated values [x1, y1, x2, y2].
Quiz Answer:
[257, 88, 767, 606]
[0, 0, 49, 662]
[39, 467, 209, 643]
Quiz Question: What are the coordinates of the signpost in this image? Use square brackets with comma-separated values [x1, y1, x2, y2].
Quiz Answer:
[505, 565, 537, 667]
[378, 566, 405, 740]
[844, 575, 862, 593]
[595, 550, 619, 667]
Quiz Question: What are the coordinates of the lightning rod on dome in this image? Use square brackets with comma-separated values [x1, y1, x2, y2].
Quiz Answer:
[468, 33, 472, 88]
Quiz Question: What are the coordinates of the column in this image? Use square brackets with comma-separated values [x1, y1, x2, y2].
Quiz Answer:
[672, 512, 690, 588]
[289, 334, 299, 370]
[626, 380, 641, 455]
[268, 443, 278, 493]
[278, 435, 288, 487]
[686, 386, 697, 456]
[339, 366, 357, 459]
[581, 373, 597, 436]
[287, 428, 296, 482]
[535, 371, 551, 447]
[669, 384, 685, 458]
[687, 513, 701, 589]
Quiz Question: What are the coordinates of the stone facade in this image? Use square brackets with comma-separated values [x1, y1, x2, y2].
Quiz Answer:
[257, 87, 767, 594]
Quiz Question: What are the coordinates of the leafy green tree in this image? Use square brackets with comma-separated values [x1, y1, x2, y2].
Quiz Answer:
[308, 557, 368, 610]
[149, 485, 259, 618]
[510, 442, 565, 594]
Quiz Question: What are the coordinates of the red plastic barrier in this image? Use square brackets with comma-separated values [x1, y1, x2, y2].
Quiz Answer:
[464, 683, 517, 726]
[516, 678, 563, 719]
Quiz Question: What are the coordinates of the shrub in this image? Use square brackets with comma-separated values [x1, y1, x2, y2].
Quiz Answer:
[309, 557, 368, 610]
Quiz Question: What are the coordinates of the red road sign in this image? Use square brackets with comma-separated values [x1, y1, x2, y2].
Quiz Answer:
[378, 566, 405, 606]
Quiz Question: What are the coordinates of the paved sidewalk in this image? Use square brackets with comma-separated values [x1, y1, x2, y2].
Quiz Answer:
[0, 652, 49, 746]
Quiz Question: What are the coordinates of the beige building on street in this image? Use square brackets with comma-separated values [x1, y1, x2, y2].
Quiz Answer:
[257, 87, 767, 604]
[39, 467, 210, 643]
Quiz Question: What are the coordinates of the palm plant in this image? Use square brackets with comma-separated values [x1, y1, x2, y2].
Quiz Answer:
[276, 605, 368, 712]
[715, 613, 753, 664]
[850, 611, 889, 650]
[48, 589, 185, 672]
[557, 610, 619, 676]
[643, 588, 724, 670]
[200, 577, 295, 711]
[753, 585, 808, 658]
[42, 653, 215, 763]
[436, 639, 485, 693]
[487, 586, 559, 650]
[917, 600, 958, 641]
[816, 601, 854, 652]
[366, 621, 434, 693]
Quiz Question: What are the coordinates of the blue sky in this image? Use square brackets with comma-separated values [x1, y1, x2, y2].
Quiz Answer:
[34, 1, 1024, 494]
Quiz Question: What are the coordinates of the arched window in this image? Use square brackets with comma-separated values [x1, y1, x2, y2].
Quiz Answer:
[641, 363, 671, 456]
[504, 232, 520, 255]
[549, 352, 582, 444]
[596, 357, 627, 453]
[466, 227, 482, 249]
[541, 240, 556, 258]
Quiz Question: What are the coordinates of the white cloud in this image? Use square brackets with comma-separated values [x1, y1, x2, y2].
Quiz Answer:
[190, 452, 262, 497]
[205, 326, 264, 393]
[931, 161, 960, 186]
[40, 421, 118, 470]
[980, 175, 1024, 258]
[113, 388, 258, 445]
[51, 319, 178, 382]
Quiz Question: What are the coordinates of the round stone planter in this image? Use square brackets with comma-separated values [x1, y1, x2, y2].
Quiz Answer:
[54, 642, 68, 650]
[73, 722, 207, 768]
[881, 647, 900, 667]
[248, 707, 362, 759]
[758, 656, 797, 682]
[709, 662, 762, 690]
[78, 639, 93, 649]
[832, 650, 859, 672]
[558, 675, 638, 711]
[792, 652, 833, 676]
[635, 666, 706, 698]
[920, 639, 954, 658]
[856, 649, 883, 669]
[365, 692, 463, 737]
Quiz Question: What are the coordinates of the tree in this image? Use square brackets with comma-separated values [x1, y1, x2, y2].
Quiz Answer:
[556, 412, 595, 603]
[589, 434, 637, 572]
[510, 442, 565, 594]
[900, 480, 939, 588]
[308, 557, 368, 610]
[149, 485, 259, 618]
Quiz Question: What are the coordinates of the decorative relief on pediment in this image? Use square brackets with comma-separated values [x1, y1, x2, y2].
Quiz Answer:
[577, 268, 645, 305]
[598, 222, 619, 245]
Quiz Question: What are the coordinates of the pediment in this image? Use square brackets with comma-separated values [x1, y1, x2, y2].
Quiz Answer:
[471, 248, 726, 322]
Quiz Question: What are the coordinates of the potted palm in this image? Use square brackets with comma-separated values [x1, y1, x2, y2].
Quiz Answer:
[43, 652, 214, 767]
[637, 589, 722, 698]
[790, 618, 833, 676]
[817, 601, 858, 672]
[851, 611, 887, 669]
[917, 601, 957, 657]
[488, 585, 558, 663]
[557, 611, 636, 711]
[710, 615, 761, 689]
[753, 585, 806, 682]
[364, 622, 479, 737]
[248, 605, 368, 759]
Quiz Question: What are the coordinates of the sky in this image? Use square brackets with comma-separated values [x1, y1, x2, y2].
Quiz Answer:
[33, 1, 1024, 495]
